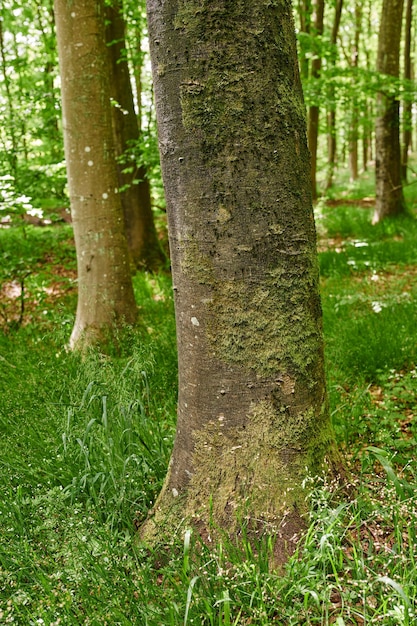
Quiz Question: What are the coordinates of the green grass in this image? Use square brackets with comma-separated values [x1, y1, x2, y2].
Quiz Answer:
[1, 181, 417, 624]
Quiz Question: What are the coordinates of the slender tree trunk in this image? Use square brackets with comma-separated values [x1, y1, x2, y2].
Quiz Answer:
[373, 0, 406, 224]
[54, 0, 137, 349]
[297, 0, 313, 81]
[33, 0, 62, 163]
[401, 0, 413, 181]
[33, 0, 63, 162]
[326, 0, 344, 190]
[362, 103, 373, 171]
[142, 0, 339, 565]
[308, 0, 325, 200]
[0, 18, 18, 177]
[105, 0, 165, 271]
[362, 4, 374, 173]
[348, 1, 361, 182]
[132, 20, 144, 130]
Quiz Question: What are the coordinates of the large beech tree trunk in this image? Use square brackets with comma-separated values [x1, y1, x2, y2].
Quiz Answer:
[373, 0, 406, 224]
[105, 0, 165, 271]
[142, 0, 339, 564]
[54, 0, 137, 349]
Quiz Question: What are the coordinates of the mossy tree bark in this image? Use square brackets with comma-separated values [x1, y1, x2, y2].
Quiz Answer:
[55, 0, 137, 350]
[105, 0, 165, 271]
[373, 0, 406, 224]
[142, 0, 339, 564]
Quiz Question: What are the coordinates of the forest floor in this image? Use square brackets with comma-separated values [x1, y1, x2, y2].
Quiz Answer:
[1, 171, 417, 625]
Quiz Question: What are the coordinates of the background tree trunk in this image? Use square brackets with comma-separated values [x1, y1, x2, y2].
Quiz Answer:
[401, 0, 413, 181]
[326, 0, 344, 190]
[348, 1, 362, 182]
[297, 0, 313, 81]
[54, 0, 137, 349]
[105, 0, 165, 271]
[142, 0, 339, 565]
[0, 17, 19, 177]
[373, 0, 406, 223]
[307, 0, 325, 201]
[34, 0, 62, 163]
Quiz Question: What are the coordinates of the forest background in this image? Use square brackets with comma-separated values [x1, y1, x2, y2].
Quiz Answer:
[1, 0, 417, 624]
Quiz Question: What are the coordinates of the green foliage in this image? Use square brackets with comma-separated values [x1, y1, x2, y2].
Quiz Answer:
[0, 0, 63, 181]
[0, 174, 35, 225]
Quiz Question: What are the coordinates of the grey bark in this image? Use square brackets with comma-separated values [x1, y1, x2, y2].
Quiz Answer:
[141, 0, 339, 565]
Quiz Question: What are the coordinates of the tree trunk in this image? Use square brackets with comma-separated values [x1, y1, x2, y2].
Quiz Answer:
[34, 0, 62, 163]
[296, 0, 313, 81]
[401, 0, 413, 181]
[0, 17, 18, 177]
[348, 1, 361, 182]
[362, 5, 374, 173]
[325, 0, 344, 190]
[142, 0, 339, 565]
[105, 0, 165, 271]
[54, 0, 137, 350]
[373, 0, 406, 224]
[307, 0, 325, 200]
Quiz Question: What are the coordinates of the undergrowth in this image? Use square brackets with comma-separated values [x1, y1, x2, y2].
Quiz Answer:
[1, 173, 417, 624]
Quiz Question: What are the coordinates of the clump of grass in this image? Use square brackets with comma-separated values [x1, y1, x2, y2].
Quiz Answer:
[324, 294, 417, 381]
[59, 369, 173, 529]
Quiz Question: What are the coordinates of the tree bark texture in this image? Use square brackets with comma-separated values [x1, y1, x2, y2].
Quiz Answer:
[373, 0, 406, 224]
[54, 0, 137, 349]
[142, 0, 338, 564]
[105, 0, 165, 271]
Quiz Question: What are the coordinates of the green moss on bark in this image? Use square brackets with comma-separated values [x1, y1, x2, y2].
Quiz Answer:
[205, 263, 322, 381]
[141, 395, 333, 546]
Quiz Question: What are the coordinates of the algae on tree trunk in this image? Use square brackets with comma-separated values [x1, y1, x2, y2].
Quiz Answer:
[142, 0, 340, 565]
[55, 0, 137, 350]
